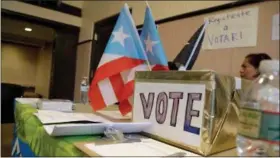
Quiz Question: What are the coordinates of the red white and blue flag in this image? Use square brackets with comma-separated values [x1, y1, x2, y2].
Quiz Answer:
[140, 5, 169, 70]
[88, 4, 148, 115]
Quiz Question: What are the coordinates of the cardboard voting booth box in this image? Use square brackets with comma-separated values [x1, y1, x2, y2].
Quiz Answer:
[133, 70, 248, 156]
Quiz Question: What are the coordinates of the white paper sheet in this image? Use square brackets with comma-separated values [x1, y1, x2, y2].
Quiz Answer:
[85, 138, 200, 157]
[34, 110, 111, 124]
[43, 123, 106, 136]
[272, 13, 279, 40]
[38, 99, 73, 112]
[43, 122, 151, 136]
[97, 110, 132, 120]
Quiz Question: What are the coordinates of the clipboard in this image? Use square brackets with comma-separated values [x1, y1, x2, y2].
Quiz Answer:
[74, 138, 237, 157]
[75, 141, 100, 157]
[74, 138, 199, 157]
[74, 138, 140, 157]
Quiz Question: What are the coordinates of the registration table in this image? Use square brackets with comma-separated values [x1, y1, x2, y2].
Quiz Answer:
[12, 101, 237, 157]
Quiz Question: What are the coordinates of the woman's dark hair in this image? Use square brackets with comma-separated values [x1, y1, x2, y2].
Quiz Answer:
[245, 53, 272, 69]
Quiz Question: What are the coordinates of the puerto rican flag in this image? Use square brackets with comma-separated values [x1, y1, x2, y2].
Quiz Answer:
[88, 4, 149, 115]
[140, 5, 169, 71]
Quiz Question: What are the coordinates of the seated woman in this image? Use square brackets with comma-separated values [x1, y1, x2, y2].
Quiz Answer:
[240, 53, 272, 80]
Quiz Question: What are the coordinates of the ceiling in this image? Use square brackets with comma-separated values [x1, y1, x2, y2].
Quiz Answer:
[1, 17, 55, 47]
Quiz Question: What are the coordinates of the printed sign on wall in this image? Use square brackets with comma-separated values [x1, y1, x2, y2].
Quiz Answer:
[133, 82, 206, 147]
[272, 13, 279, 40]
[203, 7, 259, 50]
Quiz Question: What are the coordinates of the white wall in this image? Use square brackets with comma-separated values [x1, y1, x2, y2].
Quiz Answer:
[1, 42, 53, 97]
[79, 1, 233, 41]
[1, 42, 40, 86]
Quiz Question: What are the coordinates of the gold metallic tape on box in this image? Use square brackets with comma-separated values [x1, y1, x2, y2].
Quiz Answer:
[134, 71, 250, 156]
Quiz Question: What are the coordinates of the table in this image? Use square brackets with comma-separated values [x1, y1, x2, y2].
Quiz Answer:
[12, 101, 236, 157]
[12, 102, 101, 157]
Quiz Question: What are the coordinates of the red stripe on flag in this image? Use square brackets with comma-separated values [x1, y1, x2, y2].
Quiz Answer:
[88, 83, 106, 111]
[109, 74, 134, 115]
[152, 64, 169, 71]
[119, 99, 132, 116]
[118, 80, 135, 116]
[93, 57, 145, 84]
[89, 56, 145, 113]
[119, 80, 134, 101]
[109, 74, 125, 100]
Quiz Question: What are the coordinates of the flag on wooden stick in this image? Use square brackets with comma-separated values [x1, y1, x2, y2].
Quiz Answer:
[140, 3, 169, 71]
[88, 4, 149, 116]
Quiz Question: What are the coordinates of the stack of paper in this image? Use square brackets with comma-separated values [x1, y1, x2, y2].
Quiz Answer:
[34, 110, 111, 124]
[43, 122, 151, 136]
[84, 138, 200, 157]
[34, 110, 151, 136]
[16, 98, 41, 108]
[38, 99, 73, 112]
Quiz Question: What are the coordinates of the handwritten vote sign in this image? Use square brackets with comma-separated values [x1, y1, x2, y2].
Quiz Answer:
[133, 82, 206, 147]
[203, 7, 259, 49]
